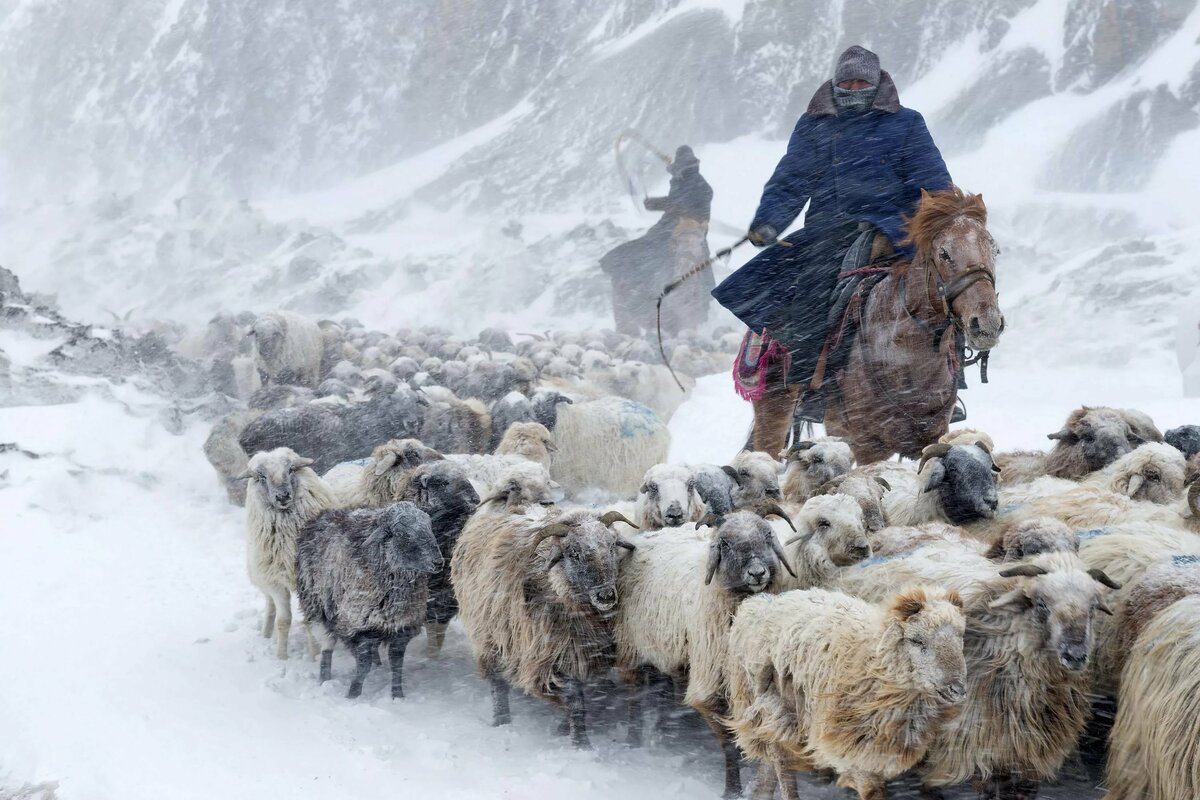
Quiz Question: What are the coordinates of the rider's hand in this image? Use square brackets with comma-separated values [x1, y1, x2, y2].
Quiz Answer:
[748, 225, 778, 248]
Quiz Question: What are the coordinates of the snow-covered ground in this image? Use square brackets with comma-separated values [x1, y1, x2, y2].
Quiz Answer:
[2, 358, 1195, 799]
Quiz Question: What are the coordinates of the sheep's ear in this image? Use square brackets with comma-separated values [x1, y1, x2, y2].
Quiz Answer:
[983, 539, 1007, 560]
[236, 469, 252, 480]
[545, 439, 559, 454]
[946, 590, 964, 609]
[639, 483, 650, 495]
[295, 457, 314, 468]
[721, 465, 742, 486]
[1047, 427, 1076, 443]
[1087, 568, 1122, 591]
[704, 541, 722, 585]
[1185, 471, 1200, 486]
[373, 452, 399, 476]
[874, 476, 891, 491]
[999, 564, 1049, 578]
[419, 471, 432, 488]
[1096, 601, 1114, 616]
[922, 462, 946, 493]
[989, 587, 1031, 612]
[696, 512, 721, 530]
[1124, 473, 1144, 498]
[890, 588, 927, 621]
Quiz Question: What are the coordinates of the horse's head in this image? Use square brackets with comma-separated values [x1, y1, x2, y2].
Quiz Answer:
[909, 188, 1005, 352]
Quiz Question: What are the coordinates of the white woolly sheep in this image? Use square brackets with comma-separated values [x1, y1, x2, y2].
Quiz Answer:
[322, 438, 445, 507]
[547, 396, 670, 496]
[1111, 555, 1200, 680]
[494, 421, 556, 464]
[884, 442, 1000, 527]
[811, 470, 893, 532]
[249, 310, 323, 388]
[242, 447, 338, 659]
[781, 438, 853, 504]
[774, 494, 871, 591]
[420, 395, 492, 454]
[446, 457, 562, 514]
[995, 406, 1146, 485]
[1105, 594, 1200, 800]
[834, 550, 1120, 798]
[635, 463, 706, 530]
[297, 502, 441, 698]
[725, 586, 966, 800]
[615, 510, 795, 797]
[451, 509, 638, 746]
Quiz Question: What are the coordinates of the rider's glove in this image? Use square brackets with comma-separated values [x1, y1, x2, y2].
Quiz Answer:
[748, 225, 778, 248]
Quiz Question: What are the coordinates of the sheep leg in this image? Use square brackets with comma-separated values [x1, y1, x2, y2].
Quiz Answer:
[425, 622, 449, 658]
[749, 761, 778, 800]
[565, 679, 591, 749]
[347, 637, 375, 699]
[387, 628, 418, 699]
[621, 667, 646, 748]
[698, 706, 743, 799]
[268, 588, 291, 659]
[490, 674, 512, 727]
[773, 761, 799, 800]
[319, 650, 333, 684]
[261, 595, 277, 638]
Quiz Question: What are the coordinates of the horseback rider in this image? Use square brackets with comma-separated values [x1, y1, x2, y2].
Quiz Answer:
[713, 45, 953, 421]
[601, 145, 713, 337]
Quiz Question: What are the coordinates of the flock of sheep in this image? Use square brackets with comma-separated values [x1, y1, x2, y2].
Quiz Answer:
[191, 308, 1200, 800]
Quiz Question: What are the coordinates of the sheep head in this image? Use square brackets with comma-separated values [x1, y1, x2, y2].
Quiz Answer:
[700, 509, 795, 593]
[783, 438, 853, 490]
[1106, 442, 1187, 504]
[983, 517, 1079, 562]
[817, 472, 891, 532]
[536, 511, 636, 617]
[887, 586, 967, 706]
[919, 442, 1000, 524]
[405, 461, 479, 519]
[1046, 407, 1136, 477]
[785, 494, 870, 567]
[482, 462, 563, 513]
[1165, 424, 1200, 461]
[638, 464, 704, 529]
[249, 315, 285, 361]
[990, 554, 1120, 672]
[373, 502, 442, 575]
[241, 447, 315, 512]
[727, 450, 784, 506]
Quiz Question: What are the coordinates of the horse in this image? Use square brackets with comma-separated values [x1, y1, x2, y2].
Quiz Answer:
[750, 187, 1004, 464]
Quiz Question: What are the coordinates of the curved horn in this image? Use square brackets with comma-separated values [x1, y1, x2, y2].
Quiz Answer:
[815, 475, 846, 495]
[532, 522, 572, 548]
[721, 465, 742, 486]
[918, 443, 954, 474]
[598, 511, 639, 529]
[1087, 568, 1122, 591]
[1185, 471, 1200, 486]
[758, 502, 796, 532]
[771, 536, 797, 578]
[1096, 601, 1114, 616]
[874, 476, 892, 491]
[480, 491, 508, 505]
[373, 451, 399, 476]
[998, 564, 1049, 578]
[785, 531, 815, 547]
[616, 539, 636, 552]
[704, 542, 721, 586]
[695, 512, 723, 530]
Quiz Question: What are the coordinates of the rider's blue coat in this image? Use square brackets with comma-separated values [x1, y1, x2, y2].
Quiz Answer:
[713, 71, 952, 337]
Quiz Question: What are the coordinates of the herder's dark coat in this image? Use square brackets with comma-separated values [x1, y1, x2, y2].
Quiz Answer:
[712, 72, 951, 361]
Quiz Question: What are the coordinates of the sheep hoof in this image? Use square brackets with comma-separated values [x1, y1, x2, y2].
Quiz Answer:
[492, 713, 511, 727]
[347, 683, 364, 699]
[391, 687, 405, 700]
[626, 728, 643, 748]
[425, 624, 448, 658]
[554, 718, 570, 737]
[571, 734, 592, 750]
[319, 651, 333, 683]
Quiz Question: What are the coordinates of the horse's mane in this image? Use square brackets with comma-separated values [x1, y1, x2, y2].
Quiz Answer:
[900, 186, 987, 255]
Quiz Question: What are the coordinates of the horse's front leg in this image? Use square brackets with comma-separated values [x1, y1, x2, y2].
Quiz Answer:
[751, 358, 798, 455]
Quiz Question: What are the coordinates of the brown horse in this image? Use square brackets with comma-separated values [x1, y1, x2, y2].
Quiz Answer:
[751, 187, 1004, 463]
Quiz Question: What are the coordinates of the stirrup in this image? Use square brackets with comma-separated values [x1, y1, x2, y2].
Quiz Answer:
[951, 397, 967, 424]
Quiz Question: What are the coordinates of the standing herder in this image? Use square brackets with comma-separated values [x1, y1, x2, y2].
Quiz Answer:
[601, 145, 714, 336]
[713, 46, 953, 420]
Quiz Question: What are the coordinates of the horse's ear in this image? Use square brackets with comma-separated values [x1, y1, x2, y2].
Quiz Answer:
[920, 188, 932, 202]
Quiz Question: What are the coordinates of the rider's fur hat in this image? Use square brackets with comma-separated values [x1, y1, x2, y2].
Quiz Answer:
[669, 145, 700, 175]
[835, 45, 881, 87]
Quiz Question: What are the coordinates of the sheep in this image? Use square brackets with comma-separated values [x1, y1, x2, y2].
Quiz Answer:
[530, 388, 572, 431]
[393, 460, 480, 657]
[451, 509, 638, 746]
[780, 438, 853, 504]
[635, 464, 706, 530]
[1116, 407, 1163, 444]
[547, 396, 670, 496]
[982, 517, 1079, 561]
[419, 395, 491, 454]
[588, 361, 695, 423]
[204, 409, 263, 505]
[1111, 555, 1200, 680]
[297, 502, 441, 698]
[478, 327, 514, 352]
[494, 421, 556, 464]
[317, 321, 346, 381]
[615, 509, 797, 797]
[238, 403, 344, 474]
[1076, 525, 1200, 695]
[727, 450, 784, 507]
[321, 438, 445, 507]
[811, 471, 892, 532]
[459, 360, 519, 404]
[248, 310, 323, 388]
[1165, 423, 1200, 459]
[242, 447, 338, 659]
[446, 457, 562, 514]
[939, 426, 995, 452]
[1004, 442, 1187, 507]
[1104, 595, 1200, 800]
[834, 550, 1120, 798]
[995, 406, 1141, 485]
[883, 442, 1000, 528]
[725, 586, 967, 800]
[775, 493, 871, 591]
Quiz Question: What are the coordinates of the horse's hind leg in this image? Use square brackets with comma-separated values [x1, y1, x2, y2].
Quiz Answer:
[751, 361, 797, 455]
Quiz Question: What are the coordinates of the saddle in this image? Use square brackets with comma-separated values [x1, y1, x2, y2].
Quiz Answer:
[808, 229, 899, 392]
